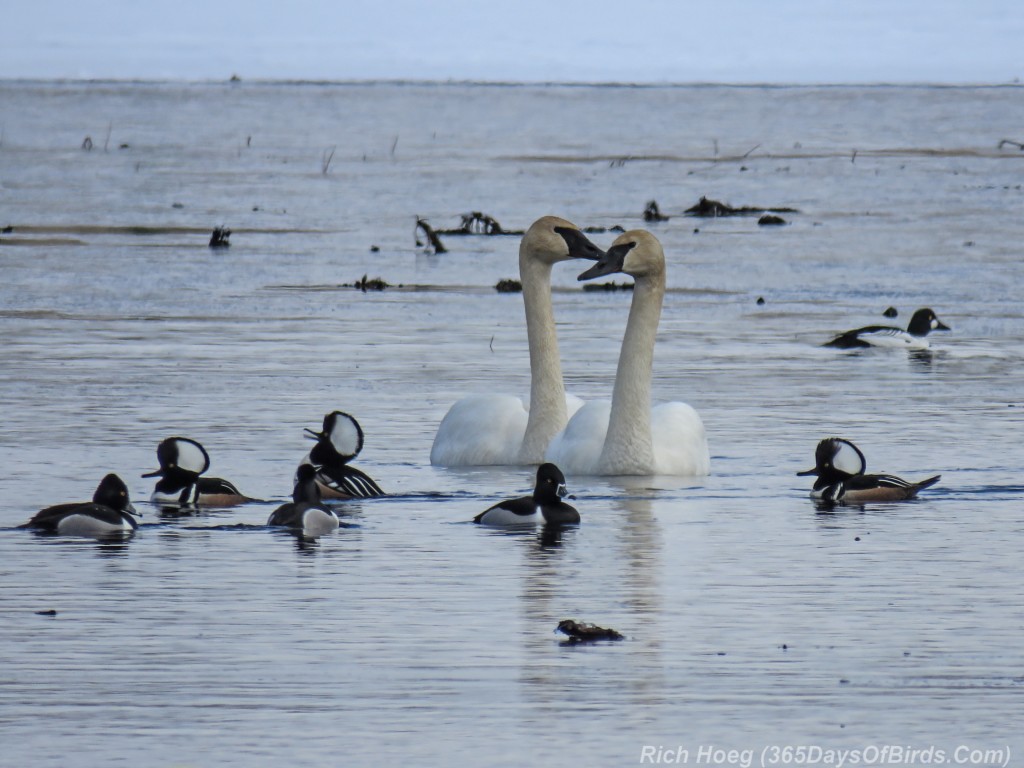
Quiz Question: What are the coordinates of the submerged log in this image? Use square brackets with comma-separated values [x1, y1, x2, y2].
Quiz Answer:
[414, 218, 447, 253]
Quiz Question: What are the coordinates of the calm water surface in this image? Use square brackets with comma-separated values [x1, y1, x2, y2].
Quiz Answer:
[1, 82, 1023, 767]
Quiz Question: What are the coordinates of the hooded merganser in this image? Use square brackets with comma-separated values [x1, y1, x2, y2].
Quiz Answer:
[798, 437, 941, 504]
[143, 437, 251, 506]
[297, 411, 384, 499]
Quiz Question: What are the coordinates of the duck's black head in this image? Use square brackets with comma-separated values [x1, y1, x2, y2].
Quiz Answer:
[306, 410, 365, 465]
[533, 462, 569, 503]
[906, 308, 950, 337]
[292, 463, 323, 504]
[142, 437, 210, 480]
[797, 437, 866, 482]
[94, 473, 139, 517]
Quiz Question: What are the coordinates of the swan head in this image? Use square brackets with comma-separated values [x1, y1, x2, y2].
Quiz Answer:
[576, 229, 664, 281]
[522, 216, 605, 266]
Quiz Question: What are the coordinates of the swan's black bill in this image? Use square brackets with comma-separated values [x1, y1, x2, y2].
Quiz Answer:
[554, 226, 605, 261]
[578, 240, 636, 280]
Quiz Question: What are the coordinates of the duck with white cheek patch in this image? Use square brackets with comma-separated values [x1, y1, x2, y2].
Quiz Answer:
[823, 308, 950, 350]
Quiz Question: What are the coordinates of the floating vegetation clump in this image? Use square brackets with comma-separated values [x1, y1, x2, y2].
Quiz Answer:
[495, 278, 522, 293]
[347, 275, 389, 292]
[583, 281, 633, 292]
[685, 196, 798, 218]
[431, 212, 520, 236]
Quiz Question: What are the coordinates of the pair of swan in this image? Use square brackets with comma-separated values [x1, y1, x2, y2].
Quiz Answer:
[430, 217, 709, 477]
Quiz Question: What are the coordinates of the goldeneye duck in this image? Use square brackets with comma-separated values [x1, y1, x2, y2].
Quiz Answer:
[22, 474, 139, 537]
[268, 464, 340, 537]
[474, 463, 580, 526]
[798, 437, 941, 504]
[143, 436, 252, 506]
[824, 308, 950, 350]
[297, 411, 384, 499]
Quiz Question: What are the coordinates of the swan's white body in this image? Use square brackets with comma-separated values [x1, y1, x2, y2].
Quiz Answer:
[430, 217, 599, 467]
[545, 230, 710, 476]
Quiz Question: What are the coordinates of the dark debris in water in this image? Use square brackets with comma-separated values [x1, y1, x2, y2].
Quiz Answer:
[437, 211, 516, 236]
[556, 619, 624, 642]
[757, 214, 787, 226]
[414, 218, 447, 253]
[36, 609, 58, 617]
[209, 226, 231, 248]
[495, 278, 522, 293]
[685, 196, 798, 218]
[643, 200, 670, 222]
[414, 213, 623, 252]
[344, 275, 390, 292]
[582, 281, 634, 292]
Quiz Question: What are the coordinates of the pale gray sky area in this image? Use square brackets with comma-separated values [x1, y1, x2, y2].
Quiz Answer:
[3, 0, 1022, 83]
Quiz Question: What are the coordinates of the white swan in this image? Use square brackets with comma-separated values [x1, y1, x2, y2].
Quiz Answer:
[545, 230, 710, 476]
[429, 216, 604, 466]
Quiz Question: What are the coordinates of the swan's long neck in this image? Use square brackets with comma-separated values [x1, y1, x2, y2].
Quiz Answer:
[518, 251, 567, 462]
[600, 270, 664, 474]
